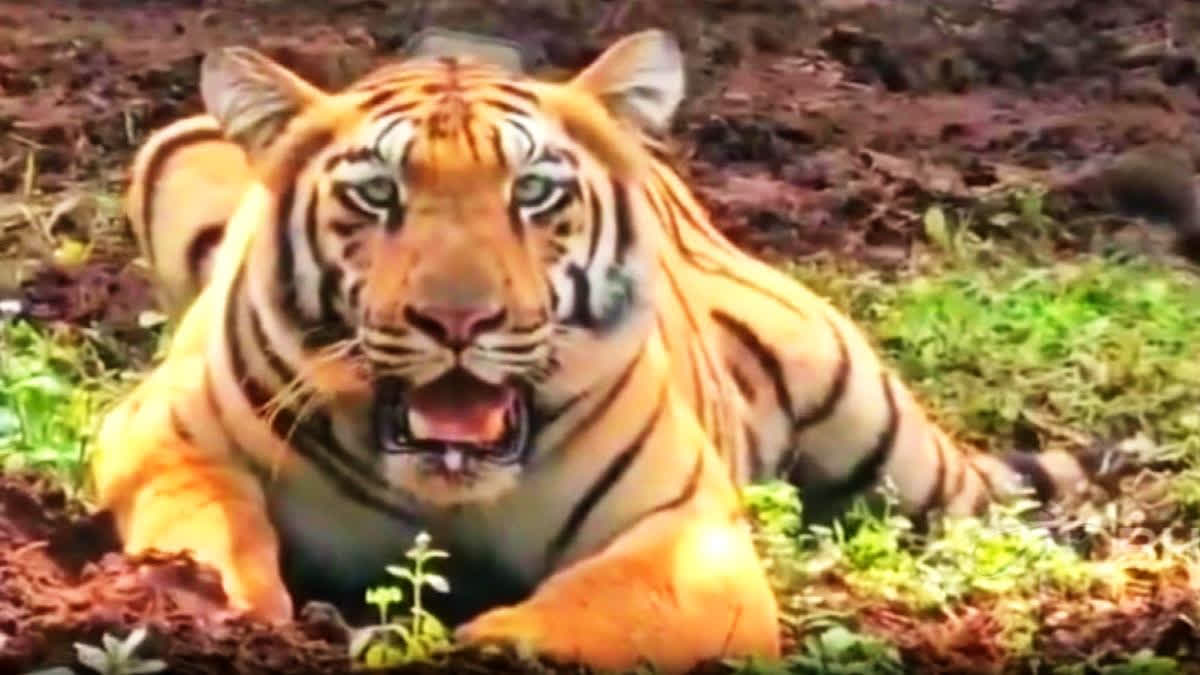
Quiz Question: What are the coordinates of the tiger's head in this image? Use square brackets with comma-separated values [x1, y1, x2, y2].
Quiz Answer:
[201, 30, 684, 505]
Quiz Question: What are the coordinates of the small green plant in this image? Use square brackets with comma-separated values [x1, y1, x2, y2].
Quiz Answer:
[789, 623, 904, 675]
[1053, 649, 1182, 675]
[351, 531, 453, 668]
[727, 621, 903, 675]
[72, 627, 166, 675]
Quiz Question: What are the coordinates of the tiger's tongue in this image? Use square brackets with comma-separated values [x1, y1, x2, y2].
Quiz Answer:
[406, 371, 513, 445]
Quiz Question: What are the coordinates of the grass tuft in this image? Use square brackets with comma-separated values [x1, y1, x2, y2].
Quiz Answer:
[0, 318, 151, 491]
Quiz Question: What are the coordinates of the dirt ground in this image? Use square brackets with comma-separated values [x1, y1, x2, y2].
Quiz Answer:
[2, 0, 1200, 673]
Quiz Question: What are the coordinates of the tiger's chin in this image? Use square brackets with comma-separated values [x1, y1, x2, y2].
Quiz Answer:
[373, 369, 531, 507]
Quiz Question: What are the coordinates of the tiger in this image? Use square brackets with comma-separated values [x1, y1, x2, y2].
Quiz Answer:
[90, 29, 1113, 674]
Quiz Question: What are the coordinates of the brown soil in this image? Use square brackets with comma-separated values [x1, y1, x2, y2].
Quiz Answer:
[2, 1, 1200, 673]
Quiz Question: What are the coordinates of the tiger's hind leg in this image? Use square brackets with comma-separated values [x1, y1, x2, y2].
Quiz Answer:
[89, 356, 293, 622]
[701, 267, 1106, 519]
[775, 308, 1107, 518]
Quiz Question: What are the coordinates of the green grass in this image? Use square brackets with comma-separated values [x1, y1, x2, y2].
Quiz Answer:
[0, 318, 152, 491]
[790, 224, 1200, 472]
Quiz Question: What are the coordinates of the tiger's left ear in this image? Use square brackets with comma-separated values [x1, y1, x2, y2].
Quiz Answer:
[201, 46, 327, 158]
[569, 29, 685, 134]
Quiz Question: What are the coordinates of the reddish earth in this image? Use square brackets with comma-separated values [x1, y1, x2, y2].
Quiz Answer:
[2, 1, 1200, 673]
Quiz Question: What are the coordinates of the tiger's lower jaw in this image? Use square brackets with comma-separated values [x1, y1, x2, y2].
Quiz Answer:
[386, 457, 523, 507]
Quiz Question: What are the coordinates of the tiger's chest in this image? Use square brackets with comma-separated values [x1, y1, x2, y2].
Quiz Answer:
[261, 447, 556, 619]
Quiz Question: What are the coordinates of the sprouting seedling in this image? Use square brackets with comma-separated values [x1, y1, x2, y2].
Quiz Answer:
[353, 531, 454, 668]
[385, 531, 451, 636]
[365, 584, 405, 626]
[72, 627, 166, 675]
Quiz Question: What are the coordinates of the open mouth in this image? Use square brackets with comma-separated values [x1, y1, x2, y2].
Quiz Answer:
[373, 369, 530, 471]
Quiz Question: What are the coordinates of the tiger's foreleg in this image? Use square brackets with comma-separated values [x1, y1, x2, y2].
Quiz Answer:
[457, 509, 779, 673]
[456, 400, 780, 674]
[89, 358, 293, 622]
[778, 308, 1096, 517]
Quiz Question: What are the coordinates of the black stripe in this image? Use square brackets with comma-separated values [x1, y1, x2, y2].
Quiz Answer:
[543, 274, 559, 313]
[972, 488, 990, 515]
[648, 173, 822, 318]
[354, 75, 437, 94]
[1001, 450, 1056, 501]
[974, 459, 999, 498]
[584, 183, 603, 266]
[323, 147, 378, 171]
[793, 320, 852, 432]
[493, 83, 539, 104]
[490, 99, 532, 117]
[142, 126, 226, 265]
[744, 423, 764, 481]
[651, 170, 741, 256]
[300, 185, 344, 329]
[247, 303, 296, 387]
[371, 114, 413, 155]
[539, 389, 587, 429]
[490, 127, 507, 169]
[341, 240, 363, 260]
[658, 260, 730, 449]
[726, 361, 756, 403]
[331, 220, 369, 238]
[546, 384, 664, 567]
[826, 372, 900, 499]
[645, 141, 674, 166]
[710, 309, 795, 429]
[610, 178, 634, 265]
[624, 448, 703, 533]
[169, 405, 194, 443]
[185, 222, 226, 286]
[274, 129, 335, 327]
[505, 119, 537, 160]
[358, 89, 399, 111]
[564, 264, 592, 328]
[551, 349, 643, 452]
[362, 337, 419, 357]
[945, 453, 968, 503]
[462, 124, 482, 163]
[687, 338, 709, 431]
[373, 100, 423, 118]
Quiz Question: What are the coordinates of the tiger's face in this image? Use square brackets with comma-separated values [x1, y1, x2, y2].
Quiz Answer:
[201, 31, 684, 506]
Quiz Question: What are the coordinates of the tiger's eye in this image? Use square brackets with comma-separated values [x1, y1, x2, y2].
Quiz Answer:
[357, 177, 397, 207]
[512, 175, 554, 206]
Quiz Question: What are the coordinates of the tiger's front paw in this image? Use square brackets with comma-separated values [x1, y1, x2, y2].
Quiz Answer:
[455, 605, 562, 664]
[217, 558, 295, 624]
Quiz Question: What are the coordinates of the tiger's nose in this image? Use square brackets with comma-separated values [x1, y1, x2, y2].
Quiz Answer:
[403, 304, 507, 347]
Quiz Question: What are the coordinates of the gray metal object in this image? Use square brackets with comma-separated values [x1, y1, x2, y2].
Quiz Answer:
[402, 27, 547, 74]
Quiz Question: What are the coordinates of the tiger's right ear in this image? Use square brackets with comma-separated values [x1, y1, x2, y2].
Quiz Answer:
[200, 46, 326, 158]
